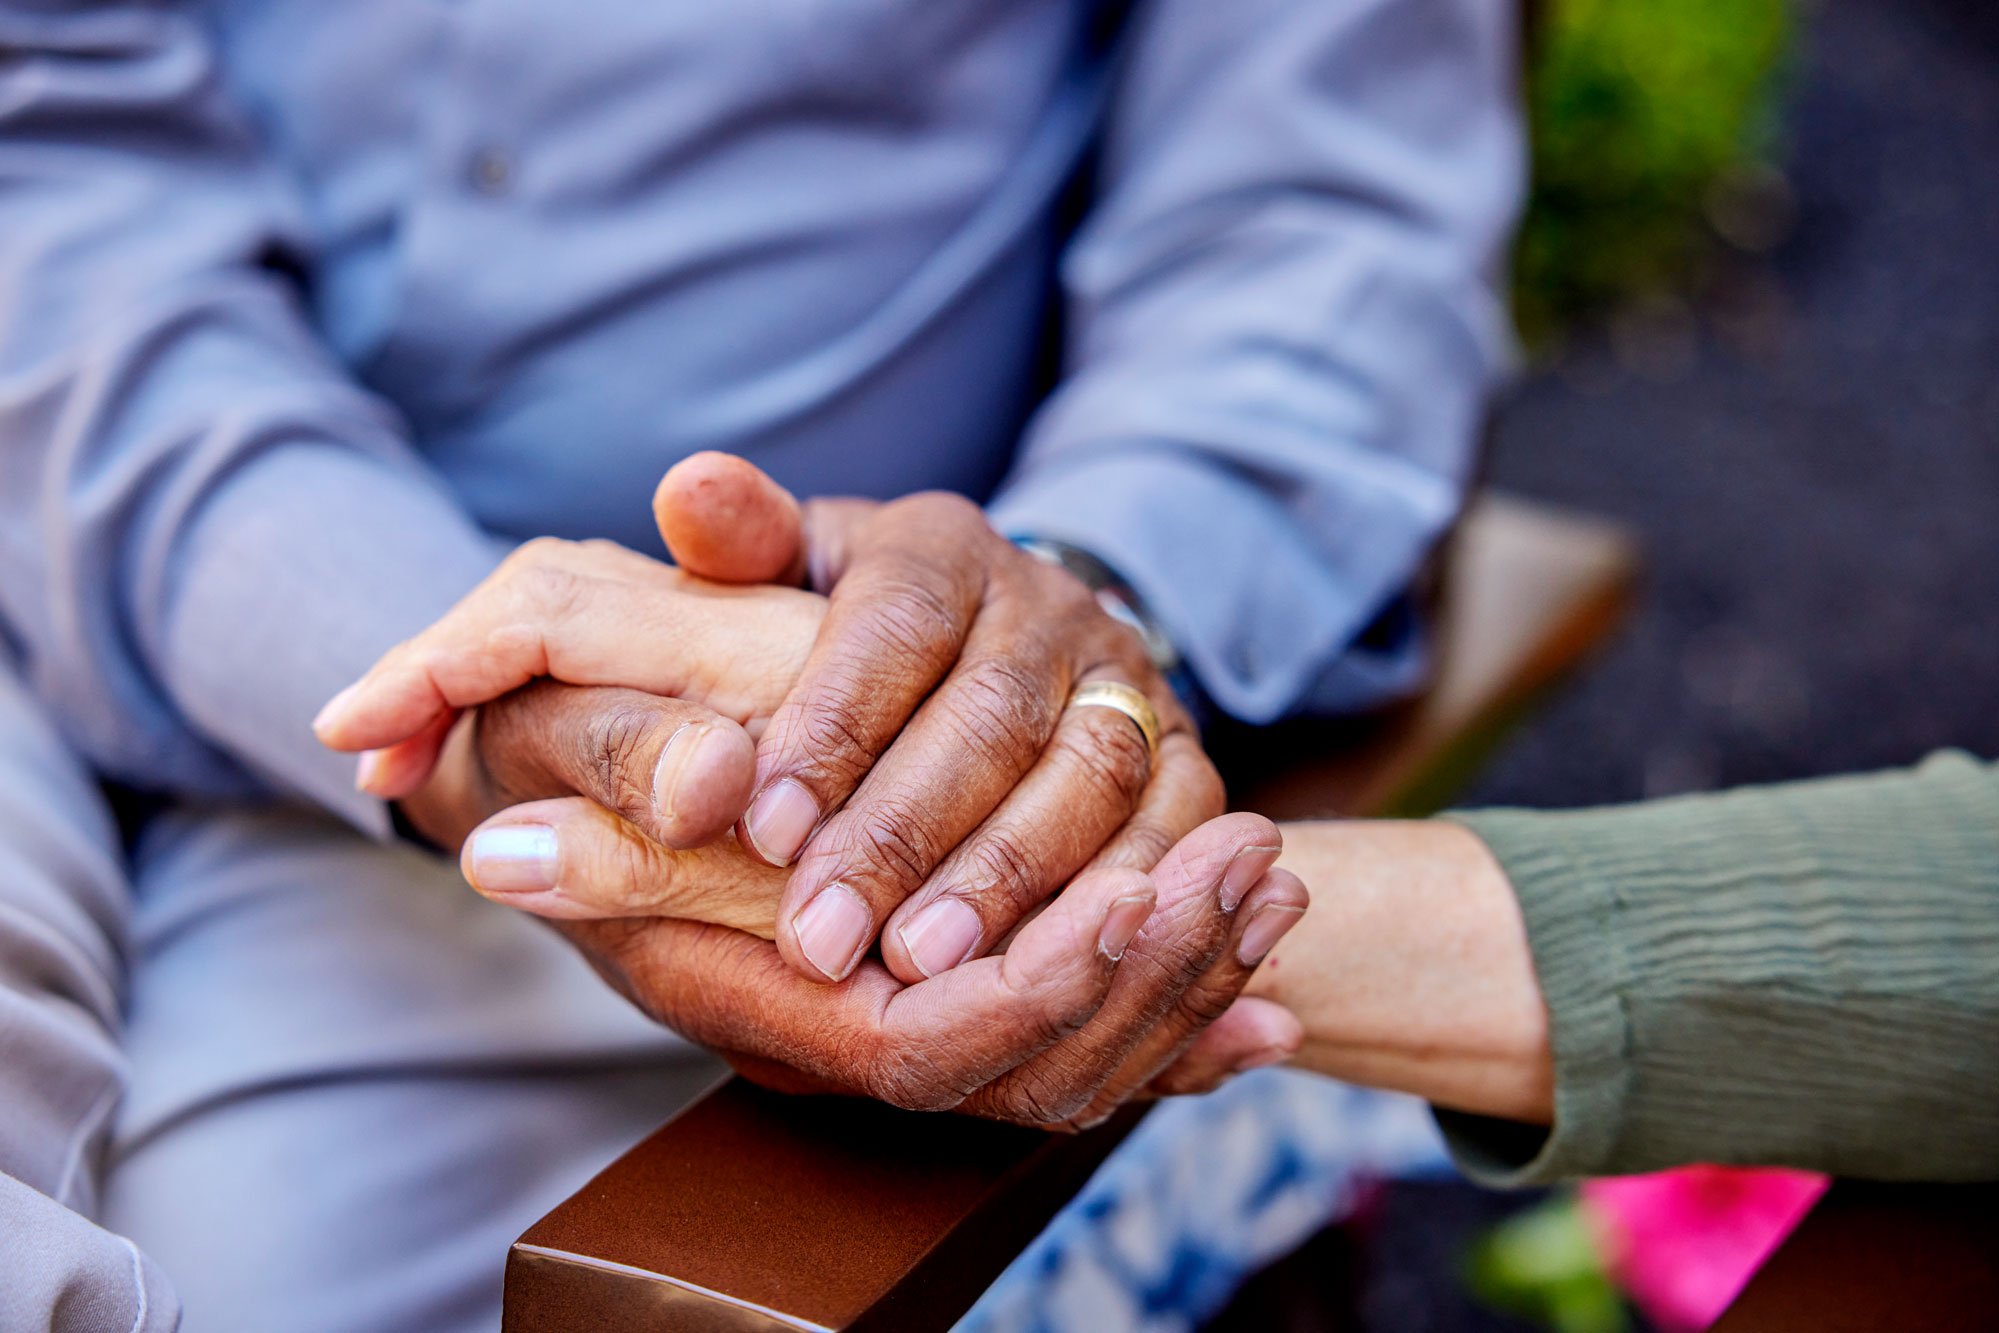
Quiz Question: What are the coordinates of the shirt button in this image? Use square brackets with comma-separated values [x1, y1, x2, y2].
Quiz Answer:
[469, 148, 513, 194]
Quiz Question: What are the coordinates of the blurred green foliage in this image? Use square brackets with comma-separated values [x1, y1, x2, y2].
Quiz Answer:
[1466, 1195, 1626, 1333]
[1515, 0, 1794, 348]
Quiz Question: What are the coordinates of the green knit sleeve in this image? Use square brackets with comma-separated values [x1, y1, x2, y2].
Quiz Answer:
[1434, 750, 1999, 1187]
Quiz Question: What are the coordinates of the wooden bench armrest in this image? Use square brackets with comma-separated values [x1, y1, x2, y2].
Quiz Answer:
[505, 494, 1641, 1332]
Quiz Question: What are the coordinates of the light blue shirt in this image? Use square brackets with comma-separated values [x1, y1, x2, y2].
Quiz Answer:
[0, 0, 1522, 830]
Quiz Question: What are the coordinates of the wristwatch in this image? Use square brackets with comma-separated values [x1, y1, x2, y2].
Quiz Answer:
[1010, 536, 1182, 678]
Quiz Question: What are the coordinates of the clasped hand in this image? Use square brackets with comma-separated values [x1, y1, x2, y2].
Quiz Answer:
[313, 455, 1305, 1127]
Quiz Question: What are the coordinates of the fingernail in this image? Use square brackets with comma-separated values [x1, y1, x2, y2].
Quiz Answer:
[793, 884, 871, 981]
[1097, 892, 1155, 962]
[312, 683, 361, 737]
[1237, 904, 1305, 967]
[1221, 844, 1283, 912]
[1232, 1045, 1289, 1075]
[898, 898, 983, 978]
[354, 748, 390, 795]
[743, 778, 819, 867]
[467, 825, 560, 896]
[652, 724, 718, 822]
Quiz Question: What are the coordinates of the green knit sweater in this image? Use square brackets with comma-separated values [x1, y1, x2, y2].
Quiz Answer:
[1437, 750, 1999, 1186]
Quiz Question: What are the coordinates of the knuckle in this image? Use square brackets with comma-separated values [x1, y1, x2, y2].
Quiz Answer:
[1173, 979, 1239, 1032]
[901, 490, 987, 533]
[961, 828, 1043, 909]
[788, 697, 884, 784]
[1110, 812, 1179, 872]
[1110, 906, 1222, 995]
[505, 535, 571, 572]
[866, 1046, 968, 1113]
[584, 702, 660, 820]
[791, 699, 879, 771]
[1007, 985, 1097, 1050]
[1052, 707, 1152, 811]
[520, 561, 590, 622]
[610, 830, 672, 908]
[846, 800, 946, 888]
[942, 655, 1056, 773]
[1003, 1071, 1092, 1127]
[858, 575, 965, 664]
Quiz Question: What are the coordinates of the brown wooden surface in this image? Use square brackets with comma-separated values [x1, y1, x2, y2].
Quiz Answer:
[505, 1082, 1145, 1333]
[505, 493, 1641, 1332]
[1712, 1181, 1999, 1333]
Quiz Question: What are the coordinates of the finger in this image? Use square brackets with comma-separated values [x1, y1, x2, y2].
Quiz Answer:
[572, 865, 1157, 1113]
[312, 539, 674, 751]
[957, 814, 1284, 1125]
[770, 635, 1083, 983]
[1082, 730, 1227, 875]
[478, 683, 758, 850]
[1066, 868, 1309, 1122]
[353, 707, 460, 800]
[939, 726, 1222, 962]
[1145, 997, 1303, 1098]
[315, 542, 822, 755]
[460, 796, 787, 933]
[653, 452, 806, 585]
[876, 668, 1156, 982]
[797, 496, 881, 593]
[735, 494, 994, 872]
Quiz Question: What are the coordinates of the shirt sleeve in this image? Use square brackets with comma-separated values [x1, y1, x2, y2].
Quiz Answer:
[1439, 751, 1999, 1186]
[986, 0, 1524, 722]
[0, 2, 505, 833]
[0, 664, 182, 1332]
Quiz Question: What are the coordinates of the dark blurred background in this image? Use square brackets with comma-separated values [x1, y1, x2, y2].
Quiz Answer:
[1268, 0, 1997, 1327]
[1472, 0, 1999, 813]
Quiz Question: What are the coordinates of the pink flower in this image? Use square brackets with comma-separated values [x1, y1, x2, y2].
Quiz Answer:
[1582, 1166, 1828, 1330]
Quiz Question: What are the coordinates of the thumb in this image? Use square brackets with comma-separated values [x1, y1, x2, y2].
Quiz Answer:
[654, 452, 806, 585]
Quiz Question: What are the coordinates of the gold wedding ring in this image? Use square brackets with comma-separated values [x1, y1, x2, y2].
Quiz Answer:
[1066, 680, 1161, 759]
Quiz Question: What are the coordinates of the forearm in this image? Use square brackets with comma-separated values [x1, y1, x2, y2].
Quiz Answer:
[1447, 752, 1999, 1185]
[1246, 819, 1552, 1122]
[164, 444, 503, 832]
[1260, 754, 1999, 1189]
[0, 2, 504, 830]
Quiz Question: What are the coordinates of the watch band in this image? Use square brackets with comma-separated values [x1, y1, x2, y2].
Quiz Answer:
[1010, 537, 1181, 675]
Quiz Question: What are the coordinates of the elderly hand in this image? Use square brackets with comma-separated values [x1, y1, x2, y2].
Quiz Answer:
[654, 453, 1223, 987]
[313, 497, 1303, 1124]
[312, 539, 824, 904]
[488, 807, 1308, 1125]
[327, 638, 1305, 1121]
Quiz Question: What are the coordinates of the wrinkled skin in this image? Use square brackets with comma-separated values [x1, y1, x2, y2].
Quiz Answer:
[313, 462, 1304, 1124]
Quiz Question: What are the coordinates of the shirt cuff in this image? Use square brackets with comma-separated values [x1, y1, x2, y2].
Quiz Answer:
[987, 448, 1435, 723]
[1435, 752, 1999, 1186]
[157, 443, 507, 836]
[1431, 806, 1633, 1188]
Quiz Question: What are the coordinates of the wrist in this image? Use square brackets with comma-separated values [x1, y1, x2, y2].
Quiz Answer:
[1250, 819, 1554, 1124]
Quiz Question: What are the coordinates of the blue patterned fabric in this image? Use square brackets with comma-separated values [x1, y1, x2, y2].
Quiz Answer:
[960, 1072, 1452, 1332]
